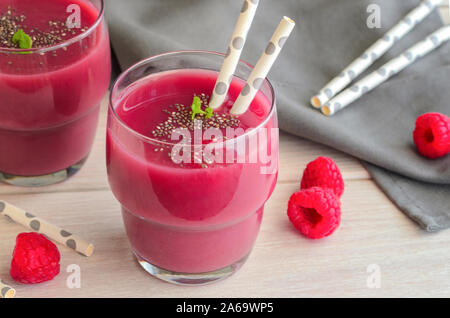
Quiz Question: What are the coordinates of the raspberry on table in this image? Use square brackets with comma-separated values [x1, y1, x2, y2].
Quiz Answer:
[301, 156, 345, 198]
[287, 187, 341, 239]
[10, 232, 60, 284]
[413, 112, 450, 159]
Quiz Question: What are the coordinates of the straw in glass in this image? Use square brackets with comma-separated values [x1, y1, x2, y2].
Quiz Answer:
[209, 0, 260, 109]
[230, 16, 295, 115]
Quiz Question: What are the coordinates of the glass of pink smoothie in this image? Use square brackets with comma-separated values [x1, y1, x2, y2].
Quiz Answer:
[0, 0, 110, 186]
[107, 51, 278, 285]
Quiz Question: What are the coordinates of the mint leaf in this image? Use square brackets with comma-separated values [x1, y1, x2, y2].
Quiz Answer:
[205, 107, 213, 119]
[12, 29, 33, 50]
[191, 96, 206, 120]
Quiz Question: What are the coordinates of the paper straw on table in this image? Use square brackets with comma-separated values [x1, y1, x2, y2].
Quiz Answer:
[0, 200, 94, 257]
[230, 16, 295, 115]
[321, 25, 450, 116]
[310, 0, 443, 108]
[0, 280, 15, 298]
[209, 0, 259, 109]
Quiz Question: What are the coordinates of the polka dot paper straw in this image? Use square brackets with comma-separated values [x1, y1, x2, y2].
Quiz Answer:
[0, 200, 94, 257]
[310, 0, 442, 108]
[209, 0, 259, 110]
[0, 280, 15, 298]
[322, 25, 450, 116]
[230, 16, 295, 115]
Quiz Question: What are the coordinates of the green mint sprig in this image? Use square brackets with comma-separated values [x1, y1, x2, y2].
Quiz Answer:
[204, 106, 213, 119]
[12, 29, 33, 54]
[190, 96, 214, 120]
[191, 96, 205, 120]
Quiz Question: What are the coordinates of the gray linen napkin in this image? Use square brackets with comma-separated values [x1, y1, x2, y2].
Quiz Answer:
[106, 0, 450, 231]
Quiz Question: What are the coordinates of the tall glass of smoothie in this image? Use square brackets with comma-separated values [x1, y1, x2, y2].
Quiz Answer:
[107, 51, 278, 285]
[0, 0, 110, 186]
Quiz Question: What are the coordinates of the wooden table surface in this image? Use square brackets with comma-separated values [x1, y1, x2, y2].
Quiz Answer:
[1, 4, 449, 299]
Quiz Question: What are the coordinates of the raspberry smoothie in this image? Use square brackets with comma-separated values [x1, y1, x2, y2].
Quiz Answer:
[0, 0, 110, 185]
[107, 55, 278, 284]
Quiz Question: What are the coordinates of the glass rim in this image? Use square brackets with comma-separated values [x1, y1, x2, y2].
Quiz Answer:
[0, 0, 104, 54]
[109, 50, 277, 147]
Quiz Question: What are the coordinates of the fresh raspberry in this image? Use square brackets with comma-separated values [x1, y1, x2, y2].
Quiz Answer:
[10, 233, 60, 284]
[413, 113, 450, 159]
[288, 187, 341, 239]
[301, 156, 344, 198]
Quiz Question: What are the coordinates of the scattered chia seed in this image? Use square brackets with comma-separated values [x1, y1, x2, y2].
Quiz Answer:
[151, 93, 241, 169]
[0, 6, 89, 49]
[151, 93, 240, 140]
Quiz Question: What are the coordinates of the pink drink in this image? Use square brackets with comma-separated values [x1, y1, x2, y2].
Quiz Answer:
[0, 0, 110, 183]
[107, 56, 278, 284]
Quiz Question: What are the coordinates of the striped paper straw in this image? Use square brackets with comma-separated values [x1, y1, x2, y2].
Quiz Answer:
[0, 280, 15, 298]
[322, 25, 450, 116]
[230, 16, 295, 115]
[310, 0, 442, 108]
[0, 200, 94, 257]
[209, 0, 259, 109]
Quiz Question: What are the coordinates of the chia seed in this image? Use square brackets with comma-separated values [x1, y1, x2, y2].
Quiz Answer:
[0, 7, 89, 49]
[151, 94, 242, 168]
[151, 94, 241, 141]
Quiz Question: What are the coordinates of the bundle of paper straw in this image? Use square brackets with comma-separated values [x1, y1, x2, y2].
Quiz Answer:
[0, 200, 94, 257]
[210, 0, 295, 115]
[0, 280, 15, 298]
[322, 25, 450, 116]
[310, 0, 443, 109]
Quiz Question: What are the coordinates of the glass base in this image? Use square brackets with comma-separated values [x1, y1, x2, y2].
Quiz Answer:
[135, 251, 250, 286]
[0, 155, 88, 187]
